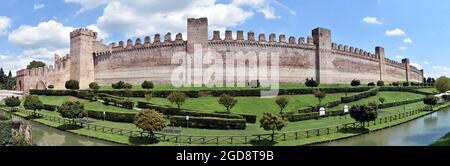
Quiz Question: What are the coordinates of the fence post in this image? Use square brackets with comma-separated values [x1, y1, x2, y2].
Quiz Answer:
[283, 133, 286, 141]
[327, 128, 330, 135]
[216, 137, 219, 144]
[231, 137, 233, 144]
[306, 131, 309, 138]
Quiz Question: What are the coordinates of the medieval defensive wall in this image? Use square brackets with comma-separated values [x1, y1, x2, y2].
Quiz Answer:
[16, 17, 424, 94]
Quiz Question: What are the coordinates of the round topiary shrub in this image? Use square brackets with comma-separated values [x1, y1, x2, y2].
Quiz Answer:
[305, 78, 319, 87]
[351, 79, 361, 87]
[89, 82, 100, 91]
[367, 82, 375, 86]
[392, 81, 400, 86]
[377, 80, 384, 87]
[403, 81, 410, 86]
[65, 80, 79, 90]
[47, 85, 54, 89]
[141, 81, 154, 89]
[112, 81, 132, 89]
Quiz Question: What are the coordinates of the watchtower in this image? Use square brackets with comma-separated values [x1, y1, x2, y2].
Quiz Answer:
[69, 28, 97, 89]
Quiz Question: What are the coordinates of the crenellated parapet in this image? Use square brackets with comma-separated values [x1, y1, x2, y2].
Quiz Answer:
[105, 32, 187, 54]
[331, 42, 381, 62]
[70, 28, 97, 38]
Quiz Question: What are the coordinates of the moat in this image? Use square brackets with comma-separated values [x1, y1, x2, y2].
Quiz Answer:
[0, 110, 120, 146]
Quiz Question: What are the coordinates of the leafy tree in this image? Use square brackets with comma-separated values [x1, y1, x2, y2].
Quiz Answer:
[65, 80, 80, 90]
[259, 112, 287, 142]
[305, 78, 319, 87]
[167, 92, 188, 109]
[134, 110, 166, 140]
[4, 97, 21, 110]
[313, 89, 327, 107]
[141, 81, 154, 89]
[351, 79, 361, 87]
[23, 95, 44, 117]
[58, 101, 85, 125]
[377, 80, 385, 86]
[218, 94, 238, 113]
[0, 68, 4, 84]
[26, 60, 46, 69]
[275, 96, 289, 114]
[349, 105, 378, 128]
[423, 95, 438, 109]
[435, 76, 450, 93]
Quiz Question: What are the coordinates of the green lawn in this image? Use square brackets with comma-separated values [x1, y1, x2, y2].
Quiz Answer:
[38, 96, 138, 113]
[417, 88, 438, 94]
[431, 132, 450, 146]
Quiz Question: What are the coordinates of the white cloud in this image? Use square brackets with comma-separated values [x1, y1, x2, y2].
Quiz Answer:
[399, 46, 408, 51]
[33, 3, 45, 10]
[431, 66, 450, 78]
[0, 48, 69, 74]
[64, 0, 110, 14]
[87, 24, 109, 40]
[410, 62, 422, 70]
[8, 20, 75, 50]
[93, 0, 255, 37]
[385, 28, 406, 36]
[0, 16, 11, 35]
[394, 55, 403, 59]
[423, 61, 430, 65]
[403, 38, 412, 44]
[362, 16, 383, 25]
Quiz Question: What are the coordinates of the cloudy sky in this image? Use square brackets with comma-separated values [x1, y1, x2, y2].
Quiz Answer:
[0, 0, 449, 78]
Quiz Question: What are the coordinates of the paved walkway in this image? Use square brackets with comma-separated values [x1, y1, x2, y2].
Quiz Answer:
[0, 90, 23, 101]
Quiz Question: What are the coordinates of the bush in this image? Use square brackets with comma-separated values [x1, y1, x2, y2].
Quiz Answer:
[65, 80, 80, 90]
[392, 81, 400, 86]
[47, 85, 54, 89]
[4, 97, 20, 108]
[367, 82, 375, 86]
[99, 94, 134, 109]
[86, 110, 136, 123]
[58, 101, 85, 125]
[89, 82, 100, 91]
[349, 104, 378, 128]
[351, 79, 361, 87]
[112, 81, 132, 89]
[170, 116, 246, 130]
[141, 81, 154, 89]
[305, 78, 319, 87]
[341, 88, 379, 103]
[23, 95, 43, 115]
[377, 80, 385, 87]
[43, 104, 57, 112]
[423, 95, 438, 107]
[403, 82, 410, 86]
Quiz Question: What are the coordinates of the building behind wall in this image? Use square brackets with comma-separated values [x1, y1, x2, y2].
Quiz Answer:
[16, 17, 424, 94]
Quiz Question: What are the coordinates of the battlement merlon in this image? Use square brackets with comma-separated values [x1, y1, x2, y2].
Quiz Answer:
[187, 17, 208, 53]
[70, 28, 98, 39]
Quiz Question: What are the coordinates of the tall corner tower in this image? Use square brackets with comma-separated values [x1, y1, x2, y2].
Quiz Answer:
[69, 28, 97, 89]
[187, 17, 208, 54]
[312, 27, 332, 83]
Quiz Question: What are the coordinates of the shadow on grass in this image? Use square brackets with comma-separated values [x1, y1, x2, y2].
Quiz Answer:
[57, 124, 83, 131]
[129, 136, 159, 145]
[249, 139, 277, 146]
[338, 127, 370, 134]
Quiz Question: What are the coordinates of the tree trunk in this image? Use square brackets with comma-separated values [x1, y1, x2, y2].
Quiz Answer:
[271, 129, 275, 142]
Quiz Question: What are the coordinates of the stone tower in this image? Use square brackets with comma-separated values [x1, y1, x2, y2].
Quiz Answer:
[187, 17, 208, 54]
[69, 28, 97, 89]
[402, 58, 410, 82]
[376, 46, 386, 81]
[312, 28, 332, 83]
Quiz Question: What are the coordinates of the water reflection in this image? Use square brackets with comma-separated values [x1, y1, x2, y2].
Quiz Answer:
[319, 109, 450, 146]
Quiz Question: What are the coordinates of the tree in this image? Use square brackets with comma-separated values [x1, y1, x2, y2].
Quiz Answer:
[435, 76, 450, 93]
[58, 101, 85, 125]
[134, 110, 166, 140]
[378, 97, 386, 104]
[259, 112, 287, 142]
[349, 105, 378, 128]
[218, 94, 237, 113]
[305, 78, 319, 87]
[423, 95, 438, 109]
[351, 79, 361, 87]
[4, 97, 21, 111]
[377, 80, 385, 87]
[275, 96, 289, 114]
[0, 68, 4, 84]
[65, 80, 80, 90]
[26, 60, 46, 69]
[23, 95, 44, 117]
[313, 90, 327, 107]
[167, 92, 188, 109]
[141, 81, 154, 89]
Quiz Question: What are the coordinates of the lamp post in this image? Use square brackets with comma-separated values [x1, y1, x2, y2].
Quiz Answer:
[186, 116, 190, 128]
[343, 105, 349, 119]
[103, 111, 106, 121]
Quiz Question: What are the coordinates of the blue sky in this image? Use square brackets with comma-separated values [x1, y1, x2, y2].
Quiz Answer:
[0, 0, 449, 78]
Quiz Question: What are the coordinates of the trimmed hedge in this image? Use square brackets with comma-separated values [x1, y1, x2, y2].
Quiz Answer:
[137, 101, 256, 123]
[43, 104, 57, 112]
[85, 110, 136, 123]
[98, 94, 134, 109]
[341, 88, 380, 103]
[169, 116, 246, 130]
[378, 98, 424, 109]
[379, 86, 434, 95]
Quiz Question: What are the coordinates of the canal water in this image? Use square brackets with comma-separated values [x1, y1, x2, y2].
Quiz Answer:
[318, 108, 450, 146]
[0, 110, 120, 146]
